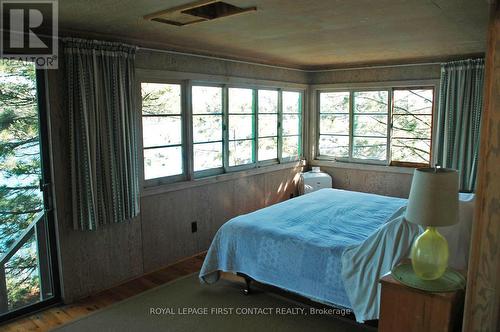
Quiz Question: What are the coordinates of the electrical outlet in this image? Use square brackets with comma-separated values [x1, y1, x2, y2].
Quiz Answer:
[191, 221, 198, 233]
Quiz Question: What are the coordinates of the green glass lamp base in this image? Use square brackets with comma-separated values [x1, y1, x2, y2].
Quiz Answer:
[411, 226, 449, 280]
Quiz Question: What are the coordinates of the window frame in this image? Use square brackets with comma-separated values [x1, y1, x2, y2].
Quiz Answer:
[226, 85, 257, 171]
[389, 86, 435, 168]
[256, 88, 280, 165]
[191, 82, 225, 179]
[314, 80, 439, 168]
[280, 89, 304, 164]
[139, 80, 187, 187]
[137, 70, 306, 189]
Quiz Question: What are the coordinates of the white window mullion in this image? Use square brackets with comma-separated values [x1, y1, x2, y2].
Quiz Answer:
[348, 90, 354, 161]
[315, 90, 320, 160]
[298, 92, 304, 160]
[253, 89, 258, 167]
[222, 85, 229, 172]
[386, 88, 393, 166]
[277, 89, 283, 163]
[184, 80, 194, 180]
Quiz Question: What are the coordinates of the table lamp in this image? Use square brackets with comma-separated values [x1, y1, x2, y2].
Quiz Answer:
[405, 167, 459, 280]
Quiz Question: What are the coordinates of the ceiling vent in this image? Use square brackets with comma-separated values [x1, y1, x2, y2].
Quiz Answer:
[144, 0, 257, 27]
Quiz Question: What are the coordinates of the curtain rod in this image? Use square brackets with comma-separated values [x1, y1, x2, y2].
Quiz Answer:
[137, 46, 443, 73]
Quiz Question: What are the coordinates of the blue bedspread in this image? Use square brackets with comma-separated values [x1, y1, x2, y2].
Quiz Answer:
[199, 188, 407, 310]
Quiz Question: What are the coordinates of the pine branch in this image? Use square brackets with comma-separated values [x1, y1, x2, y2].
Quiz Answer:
[9, 267, 36, 287]
[0, 209, 43, 215]
[409, 90, 433, 103]
[357, 95, 431, 127]
[392, 142, 429, 162]
[0, 138, 38, 149]
[5, 264, 37, 271]
[1, 185, 39, 191]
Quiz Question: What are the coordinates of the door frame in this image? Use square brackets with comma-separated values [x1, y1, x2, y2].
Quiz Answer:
[0, 69, 61, 323]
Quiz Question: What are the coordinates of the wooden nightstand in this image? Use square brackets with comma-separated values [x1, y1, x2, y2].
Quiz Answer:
[379, 273, 465, 332]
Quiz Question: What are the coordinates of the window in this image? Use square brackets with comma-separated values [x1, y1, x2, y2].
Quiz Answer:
[140, 81, 304, 183]
[141, 83, 183, 180]
[192, 86, 223, 172]
[282, 91, 302, 159]
[352, 91, 389, 161]
[318, 87, 434, 165]
[228, 88, 255, 166]
[257, 90, 278, 161]
[391, 89, 433, 165]
[319, 91, 350, 157]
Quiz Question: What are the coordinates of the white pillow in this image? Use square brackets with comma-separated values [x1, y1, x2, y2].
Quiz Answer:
[438, 193, 475, 270]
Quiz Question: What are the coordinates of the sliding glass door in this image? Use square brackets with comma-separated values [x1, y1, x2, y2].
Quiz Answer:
[0, 60, 59, 321]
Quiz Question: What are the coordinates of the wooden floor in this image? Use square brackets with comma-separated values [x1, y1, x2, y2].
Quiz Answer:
[0, 252, 206, 332]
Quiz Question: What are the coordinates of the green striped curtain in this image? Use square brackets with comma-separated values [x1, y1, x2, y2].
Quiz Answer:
[436, 59, 485, 192]
[64, 38, 140, 230]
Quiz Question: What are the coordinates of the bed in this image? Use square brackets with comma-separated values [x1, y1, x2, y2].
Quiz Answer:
[199, 188, 473, 322]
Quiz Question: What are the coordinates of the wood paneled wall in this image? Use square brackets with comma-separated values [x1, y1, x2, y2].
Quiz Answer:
[463, 2, 500, 331]
[310, 64, 441, 85]
[135, 49, 309, 84]
[141, 169, 300, 273]
[319, 166, 413, 198]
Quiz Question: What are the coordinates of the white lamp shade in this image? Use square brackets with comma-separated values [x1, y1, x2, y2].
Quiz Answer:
[405, 168, 459, 227]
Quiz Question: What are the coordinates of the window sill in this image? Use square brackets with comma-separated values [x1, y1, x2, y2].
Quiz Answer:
[310, 159, 416, 175]
[141, 160, 306, 197]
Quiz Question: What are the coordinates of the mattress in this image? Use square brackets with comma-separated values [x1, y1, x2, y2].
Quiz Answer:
[199, 188, 408, 310]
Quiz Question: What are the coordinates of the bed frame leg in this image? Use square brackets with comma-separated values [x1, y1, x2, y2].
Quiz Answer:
[237, 273, 252, 295]
[243, 276, 252, 295]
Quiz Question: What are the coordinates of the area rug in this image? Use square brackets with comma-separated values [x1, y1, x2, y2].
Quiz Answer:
[53, 274, 369, 332]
